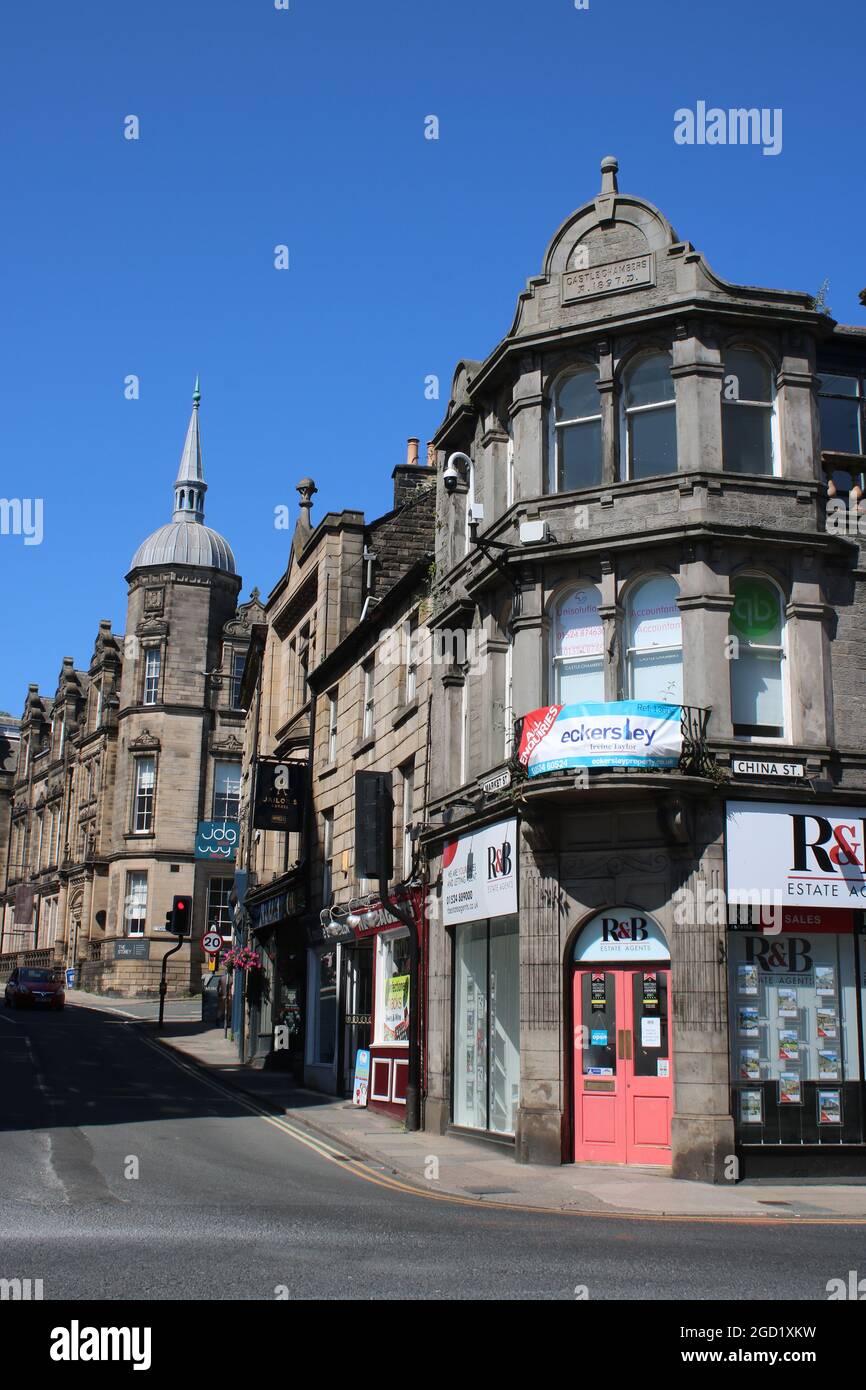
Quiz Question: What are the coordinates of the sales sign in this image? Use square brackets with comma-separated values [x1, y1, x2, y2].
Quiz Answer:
[518, 701, 682, 775]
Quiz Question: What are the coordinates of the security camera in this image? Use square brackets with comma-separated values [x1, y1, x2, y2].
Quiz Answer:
[443, 451, 472, 495]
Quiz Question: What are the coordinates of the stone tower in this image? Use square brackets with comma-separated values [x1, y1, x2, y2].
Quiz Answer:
[102, 382, 247, 996]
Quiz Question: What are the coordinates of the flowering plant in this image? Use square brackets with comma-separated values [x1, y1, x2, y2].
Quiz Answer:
[222, 946, 261, 972]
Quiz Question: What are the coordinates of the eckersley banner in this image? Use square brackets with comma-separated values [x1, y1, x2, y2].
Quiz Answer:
[517, 701, 682, 775]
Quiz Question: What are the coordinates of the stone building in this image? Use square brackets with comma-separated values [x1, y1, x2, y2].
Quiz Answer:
[421, 156, 866, 1180]
[235, 442, 436, 1101]
[0, 385, 260, 997]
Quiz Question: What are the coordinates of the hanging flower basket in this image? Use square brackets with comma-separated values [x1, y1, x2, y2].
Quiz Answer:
[222, 947, 261, 973]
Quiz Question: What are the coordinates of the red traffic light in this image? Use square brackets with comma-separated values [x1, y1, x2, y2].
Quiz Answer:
[170, 895, 193, 935]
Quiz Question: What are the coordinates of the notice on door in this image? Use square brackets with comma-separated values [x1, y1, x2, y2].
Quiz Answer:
[641, 1016, 661, 1049]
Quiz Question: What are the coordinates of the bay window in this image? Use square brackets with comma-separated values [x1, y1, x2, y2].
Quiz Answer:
[722, 348, 776, 475]
[552, 368, 602, 491]
[552, 583, 604, 703]
[622, 352, 677, 479]
[625, 575, 683, 704]
[730, 576, 786, 739]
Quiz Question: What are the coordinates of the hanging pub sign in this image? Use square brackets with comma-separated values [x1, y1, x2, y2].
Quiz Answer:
[253, 758, 306, 832]
[517, 701, 682, 775]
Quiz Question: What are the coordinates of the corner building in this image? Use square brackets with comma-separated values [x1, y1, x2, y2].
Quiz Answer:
[422, 157, 866, 1181]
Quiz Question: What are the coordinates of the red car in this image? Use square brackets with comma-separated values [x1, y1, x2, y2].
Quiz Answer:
[4, 967, 65, 1010]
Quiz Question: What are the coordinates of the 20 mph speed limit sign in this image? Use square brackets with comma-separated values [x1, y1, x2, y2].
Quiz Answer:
[202, 933, 223, 955]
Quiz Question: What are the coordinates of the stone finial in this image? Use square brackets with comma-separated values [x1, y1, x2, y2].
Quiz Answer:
[860, 288, 866, 307]
[296, 478, 317, 515]
[600, 155, 619, 194]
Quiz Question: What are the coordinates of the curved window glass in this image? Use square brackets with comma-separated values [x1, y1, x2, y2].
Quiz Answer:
[729, 577, 785, 738]
[552, 584, 604, 703]
[723, 349, 776, 475]
[622, 353, 677, 479]
[625, 575, 682, 704]
[553, 370, 602, 491]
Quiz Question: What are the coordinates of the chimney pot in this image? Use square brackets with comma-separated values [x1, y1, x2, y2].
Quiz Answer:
[406, 437, 420, 468]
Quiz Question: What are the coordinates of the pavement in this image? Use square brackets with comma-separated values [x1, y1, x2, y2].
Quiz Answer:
[67, 989, 866, 1221]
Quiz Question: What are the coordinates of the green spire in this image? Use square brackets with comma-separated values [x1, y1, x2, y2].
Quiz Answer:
[193, 374, 201, 406]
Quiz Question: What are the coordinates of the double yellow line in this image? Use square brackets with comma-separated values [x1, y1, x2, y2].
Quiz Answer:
[141, 1032, 866, 1225]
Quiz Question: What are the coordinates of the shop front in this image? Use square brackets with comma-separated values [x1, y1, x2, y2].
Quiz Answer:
[726, 800, 866, 1174]
[244, 876, 307, 1070]
[443, 819, 520, 1143]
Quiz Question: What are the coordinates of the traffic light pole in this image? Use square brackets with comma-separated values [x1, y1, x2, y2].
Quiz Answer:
[157, 933, 185, 1030]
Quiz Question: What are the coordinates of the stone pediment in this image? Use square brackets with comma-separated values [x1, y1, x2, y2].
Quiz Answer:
[210, 732, 244, 755]
[129, 728, 160, 752]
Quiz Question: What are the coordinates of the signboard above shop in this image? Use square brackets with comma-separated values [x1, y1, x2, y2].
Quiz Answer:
[573, 909, 670, 963]
[442, 818, 518, 925]
[726, 801, 866, 906]
[517, 701, 682, 776]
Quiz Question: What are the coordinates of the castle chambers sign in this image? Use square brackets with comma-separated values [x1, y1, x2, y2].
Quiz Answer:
[561, 253, 654, 304]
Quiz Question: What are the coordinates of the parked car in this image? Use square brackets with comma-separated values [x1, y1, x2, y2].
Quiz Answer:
[4, 967, 66, 1010]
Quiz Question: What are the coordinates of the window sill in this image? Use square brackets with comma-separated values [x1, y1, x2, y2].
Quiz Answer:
[124, 832, 156, 841]
[392, 697, 420, 730]
[318, 762, 338, 780]
[352, 736, 376, 759]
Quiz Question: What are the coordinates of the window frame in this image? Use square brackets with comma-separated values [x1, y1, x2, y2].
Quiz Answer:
[131, 754, 156, 834]
[361, 658, 375, 740]
[550, 366, 603, 493]
[212, 760, 241, 821]
[124, 870, 148, 937]
[142, 646, 162, 706]
[623, 573, 683, 705]
[374, 926, 411, 1048]
[327, 687, 338, 763]
[729, 573, 789, 743]
[206, 876, 234, 940]
[321, 809, 334, 903]
[550, 582, 606, 705]
[722, 346, 779, 478]
[620, 350, 678, 481]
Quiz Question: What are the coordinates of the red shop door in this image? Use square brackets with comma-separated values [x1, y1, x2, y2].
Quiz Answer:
[573, 965, 673, 1165]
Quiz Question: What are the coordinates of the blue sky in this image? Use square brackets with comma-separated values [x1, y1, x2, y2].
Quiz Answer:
[1, 0, 863, 713]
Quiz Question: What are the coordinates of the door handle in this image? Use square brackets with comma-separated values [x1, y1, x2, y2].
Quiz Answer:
[619, 1029, 632, 1060]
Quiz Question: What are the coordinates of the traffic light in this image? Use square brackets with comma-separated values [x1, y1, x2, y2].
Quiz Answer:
[170, 894, 193, 936]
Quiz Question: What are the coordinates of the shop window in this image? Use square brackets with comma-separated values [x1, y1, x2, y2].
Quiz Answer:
[453, 915, 519, 1136]
[552, 368, 602, 491]
[621, 352, 677, 479]
[722, 348, 777, 476]
[213, 761, 241, 820]
[207, 877, 234, 939]
[124, 872, 148, 937]
[375, 928, 411, 1045]
[624, 575, 682, 704]
[729, 577, 786, 739]
[551, 584, 604, 703]
[728, 925, 863, 1146]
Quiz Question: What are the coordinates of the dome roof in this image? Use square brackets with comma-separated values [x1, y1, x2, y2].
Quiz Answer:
[127, 380, 237, 576]
[130, 520, 236, 573]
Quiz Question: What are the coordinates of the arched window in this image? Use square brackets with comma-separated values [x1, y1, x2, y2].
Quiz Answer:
[622, 352, 677, 479]
[625, 575, 682, 704]
[729, 576, 786, 738]
[723, 349, 776, 475]
[551, 583, 604, 703]
[552, 369, 602, 491]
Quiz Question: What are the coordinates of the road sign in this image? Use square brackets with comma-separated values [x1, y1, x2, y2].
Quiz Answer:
[202, 933, 223, 955]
